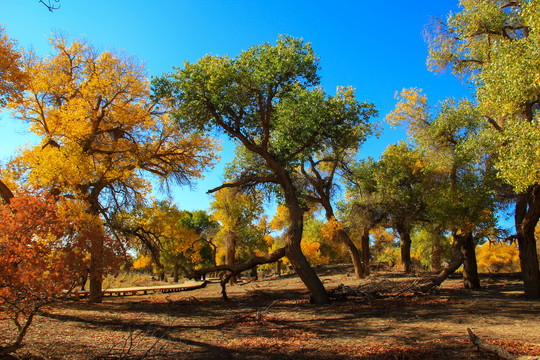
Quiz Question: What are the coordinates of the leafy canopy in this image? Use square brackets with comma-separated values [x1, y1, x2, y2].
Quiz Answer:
[9, 35, 219, 214]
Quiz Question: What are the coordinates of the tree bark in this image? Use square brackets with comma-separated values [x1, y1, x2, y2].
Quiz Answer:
[396, 223, 412, 273]
[251, 265, 258, 280]
[335, 228, 364, 278]
[361, 228, 371, 276]
[461, 232, 481, 289]
[173, 259, 180, 283]
[515, 187, 540, 298]
[285, 193, 329, 304]
[431, 235, 443, 272]
[321, 203, 363, 278]
[225, 231, 237, 284]
[418, 234, 464, 292]
[0, 179, 14, 204]
[88, 229, 104, 303]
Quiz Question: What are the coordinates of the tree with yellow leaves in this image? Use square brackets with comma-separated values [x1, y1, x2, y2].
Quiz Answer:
[211, 187, 265, 283]
[272, 204, 332, 267]
[477, 241, 520, 274]
[0, 26, 26, 108]
[7, 35, 219, 301]
[0, 26, 27, 204]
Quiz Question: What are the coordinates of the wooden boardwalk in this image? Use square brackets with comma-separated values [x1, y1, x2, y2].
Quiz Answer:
[71, 280, 208, 298]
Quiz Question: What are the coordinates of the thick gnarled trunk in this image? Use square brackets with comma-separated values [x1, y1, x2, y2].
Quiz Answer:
[284, 183, 329, 304]
[88, 235, 104, 303]
[515, 187, 540, 299]
[460, 232, 480, 290]
[396, 222, 412, 273]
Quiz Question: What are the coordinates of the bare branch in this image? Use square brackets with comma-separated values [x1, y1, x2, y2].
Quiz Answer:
[39, 0, 60, 12]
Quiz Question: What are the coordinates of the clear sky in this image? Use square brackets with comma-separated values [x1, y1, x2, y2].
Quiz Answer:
[0, 0, 469, 213]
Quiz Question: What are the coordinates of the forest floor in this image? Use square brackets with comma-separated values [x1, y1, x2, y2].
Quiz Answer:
[3, 265, 540, 360]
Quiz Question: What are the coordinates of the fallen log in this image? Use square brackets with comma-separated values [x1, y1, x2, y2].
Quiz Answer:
[467, 328, 540, 360]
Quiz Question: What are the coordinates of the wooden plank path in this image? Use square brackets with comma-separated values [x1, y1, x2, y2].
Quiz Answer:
[71, 280, 208, 298]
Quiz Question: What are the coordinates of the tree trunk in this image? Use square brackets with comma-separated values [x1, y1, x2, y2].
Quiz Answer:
[148, 247, 166, 281]
[88, 229, 104, 303]
[0, 312, 34, 356]
[251, 265, 258, 280]
[418, 234, 464, 292]
[515, 187, 540, 298]
[285, 198, 329, 304]
[431, 235, 442, 272]
[336, 228, 363, 278]
[397, 223, 412, 273]
[361, 228, 370, 275]
[0, 179, 14, 204]
[225, 231, 237, 284]
[276, 260, 282, 276]
[286, 239, 329, 304]
[321, 205, 364, 278]
[461, 232, 480, 289]
[173, 259, 180, 283]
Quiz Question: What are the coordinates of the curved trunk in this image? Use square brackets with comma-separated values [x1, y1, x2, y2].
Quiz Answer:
[336, 228, 363, 278]
[361, 228, 370, 275]
[323, 205, 363, 278]
[461, 232, 480, 289]
[515, 187, 540, 298]
[285, 193, 329, 305]
[418, 234, 465, 292]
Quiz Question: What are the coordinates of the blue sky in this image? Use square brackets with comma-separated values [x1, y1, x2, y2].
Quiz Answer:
[0, 0, 469, 213]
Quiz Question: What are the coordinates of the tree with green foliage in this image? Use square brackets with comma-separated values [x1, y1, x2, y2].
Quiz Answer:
[426, 0, 540, 297]
[345, 142, 426, 273]
[300, 150, 369, 278]
[178, 209, 219, 269]
[388, 89, 500, 289]
[153, 36, 376, 304]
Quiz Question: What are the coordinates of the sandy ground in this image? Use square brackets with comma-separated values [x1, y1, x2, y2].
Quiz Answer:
[3, 265, 540, 359]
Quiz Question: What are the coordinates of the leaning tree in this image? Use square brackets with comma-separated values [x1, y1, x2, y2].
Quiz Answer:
[153, 36, 376, 304]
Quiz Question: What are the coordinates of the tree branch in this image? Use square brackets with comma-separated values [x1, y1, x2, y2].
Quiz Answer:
[207, 174, 279, 194]
[187, 247, 287, 300]
[39, 0, 61, 12]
